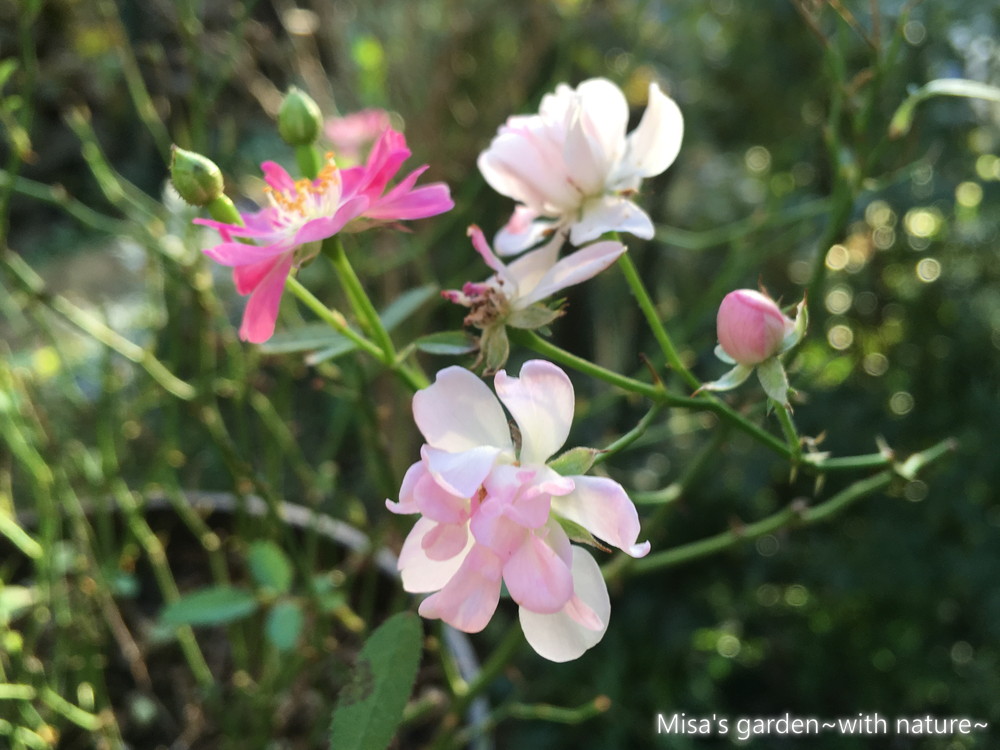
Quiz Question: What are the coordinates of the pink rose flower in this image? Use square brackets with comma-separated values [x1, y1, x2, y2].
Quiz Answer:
[195, 128, 453, 343]
[388, 361, 650, 662]
[324, 108, 392, 164]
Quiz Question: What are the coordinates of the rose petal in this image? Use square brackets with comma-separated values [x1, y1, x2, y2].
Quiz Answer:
[503, 533, 573, 614]
[238, 253, 294, 343]
[418, 545, 502, 633]
[518, 546, 611, 662]
[494, 360, 575, 465]
[398, 517, 474, 593]
[570, 196, 654, 246]
[517, 240, 626, 308]
[412, 366, 514, 453]
[550, 475, 650, 558]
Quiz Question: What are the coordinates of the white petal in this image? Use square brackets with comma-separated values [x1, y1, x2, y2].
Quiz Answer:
[570, 196, 654, 245]
[398, 517, 474, 593]
[550, 475, 650, 558]
[519, 547, 611, 662]
[570, 79, 629, 179]
[494, 360, 574, 465]
[413, 366, 513, 452]
[423, 444, 504, 498]
[504, 231, 565, 302]
[618, 82, 684, 182]
[517, 240, 626, 308]
[493, 207, 556, 256]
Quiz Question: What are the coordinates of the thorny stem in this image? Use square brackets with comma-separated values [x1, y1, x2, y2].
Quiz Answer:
[628, 437, 956, 576]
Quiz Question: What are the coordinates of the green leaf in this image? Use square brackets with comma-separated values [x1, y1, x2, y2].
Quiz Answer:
[413, 330, 477, 356]
[547, 446, 601, 476]
[329, 612, 423, 750]
[757, 357, 789, 405]
[378, 285, 437, 332]
[266, 600, 304, 652]
[700, 363, 753, 393]
[160, 586, 258, 627]
[247, 540, 294, 594]
[507, 303, 563, 330]
[306, 338, 362, 365]
[259, 323, 357, 355]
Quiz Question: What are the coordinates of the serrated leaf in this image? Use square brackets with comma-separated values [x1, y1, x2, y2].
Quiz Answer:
[247, 540, 294, 594]
[757, 357, 789, 405]
[329, 612, 423, 750]
[161, 586, 258, 627]
[480, 325, 510, 374]
[305, 338, 361, 365]
[379, 285, 437, 331]
[266, 600, 304, 652]
[413, 331, 477, 356]
[547, 446, 601, 476]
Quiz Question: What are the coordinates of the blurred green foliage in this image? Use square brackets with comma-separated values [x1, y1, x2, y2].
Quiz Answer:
[1, 0, 998, 748]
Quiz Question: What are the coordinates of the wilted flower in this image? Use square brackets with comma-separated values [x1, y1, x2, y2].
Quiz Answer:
[387, 360, 650, 662]
[478, 77, 683, 255]
[195, 128, 452, 343]
[324, 108, 392, 164]
[701, 288, 807, 405]
[443, 225, 626, 371]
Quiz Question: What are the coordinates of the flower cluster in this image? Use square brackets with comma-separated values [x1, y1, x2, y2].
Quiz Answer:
[387, 361, 649, 662]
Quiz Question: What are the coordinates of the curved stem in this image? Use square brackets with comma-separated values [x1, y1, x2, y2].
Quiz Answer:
[616, 252, 701, 390]
[775, 402, 803, 462]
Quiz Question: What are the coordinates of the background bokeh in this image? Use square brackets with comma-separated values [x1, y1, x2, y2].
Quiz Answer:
[2, 0, 999, 748]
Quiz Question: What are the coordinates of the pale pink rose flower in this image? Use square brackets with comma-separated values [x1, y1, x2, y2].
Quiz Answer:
[387, 361, 650, 662]
[478, 77, 683, 255]
[195, 129, 453, 343]
[716, 289, 794, 366]
[323, 108, 391, 163]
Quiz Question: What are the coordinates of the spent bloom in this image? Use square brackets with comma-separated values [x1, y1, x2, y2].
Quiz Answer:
[195, 128, 453, 343]
[478, 77, 683, 255]
[387, 361, 650, 662]
[443, 226, 626, 371]
[702, 288, 807, 405]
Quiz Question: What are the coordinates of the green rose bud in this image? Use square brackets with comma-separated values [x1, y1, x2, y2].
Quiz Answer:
[278, 87, 322, 146]
[169, 146, 224, 207]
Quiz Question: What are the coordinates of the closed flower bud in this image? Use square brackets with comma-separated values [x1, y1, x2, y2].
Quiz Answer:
[717, 289, 793, 365]
[169, 146, 224, 206]
[277, 87, 322, 146]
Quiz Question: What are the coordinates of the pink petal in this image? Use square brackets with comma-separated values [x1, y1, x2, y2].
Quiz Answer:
[469, 497, 529, 561]
[233, 256, 284, 295]
[494, 360, 575, 465]
[412, 462, 470, 524]
[517, 240, 626, 308]
[422, 521, 470, 561]
[493, 207, 555, 256]
[203, 240, 290, 267]
[418, 545, 502, 633]
[412, 366, 513, 453]
[364, 180, 454, 221]
[550, 475, 650, 558]
[398, 517, 473, 593]
[238, 253, 294, 343]
[518, 547, 611, 662]
[503, 533, 573, 614]
[261, 161, 296, 193]
[466, 225, 507, 275]
[385, 461, 423, 515]
[570, 196, 654, 246]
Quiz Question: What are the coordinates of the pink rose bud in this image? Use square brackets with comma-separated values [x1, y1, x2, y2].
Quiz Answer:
[717, 289, 793, 365]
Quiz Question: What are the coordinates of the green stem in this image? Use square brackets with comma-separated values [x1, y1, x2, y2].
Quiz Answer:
[284, 276, 383, 361]
[295, 144, 322, 180]
[629, 437, 955, 576]
[511, 330, 790, 459]
[775, 402, 803, 462]
[323, 236, 397, 359]
[592, 403, 664, 466]
[616, 252, 701, 390]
